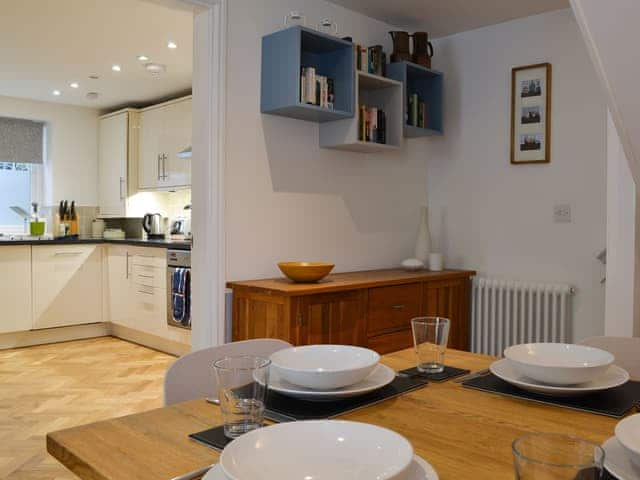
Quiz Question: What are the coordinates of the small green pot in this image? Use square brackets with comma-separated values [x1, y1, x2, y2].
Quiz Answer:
[30, 221, 46, 236]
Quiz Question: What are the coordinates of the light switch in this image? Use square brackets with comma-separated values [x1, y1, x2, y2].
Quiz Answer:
[553, 204, 572, 223]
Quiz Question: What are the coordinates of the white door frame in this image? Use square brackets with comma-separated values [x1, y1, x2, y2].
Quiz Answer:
[185, 0, 227, 349]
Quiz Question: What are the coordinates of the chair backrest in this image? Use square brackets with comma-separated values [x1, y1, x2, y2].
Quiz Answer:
[579, 336, 640, 381]
[163, 338, 292, 406]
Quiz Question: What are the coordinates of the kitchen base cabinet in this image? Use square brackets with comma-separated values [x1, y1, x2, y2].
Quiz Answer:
[229, 269, 475, 354]
[105, 245, 190, 348]
[0, 246, 32, 334]
[32, 245, 102, 330]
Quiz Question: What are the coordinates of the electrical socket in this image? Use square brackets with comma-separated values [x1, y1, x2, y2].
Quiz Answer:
[553, 204, 572, 223]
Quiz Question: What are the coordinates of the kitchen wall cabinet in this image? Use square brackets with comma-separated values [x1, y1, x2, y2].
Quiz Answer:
[98, 110, 139, 217]
[229, 269, 475, 354]
[0, 246, 32, 334]
[138, 96, 191, 190]
[32, 245, 102, 329]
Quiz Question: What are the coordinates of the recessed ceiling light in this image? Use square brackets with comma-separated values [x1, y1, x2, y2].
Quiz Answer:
[137, 54, 149, 61]
[144, 62, 167, 75]
[167, 41, 177, 49]
[52, 90, 61, 96]
[69, 82, 79, 89]
[112, 64, 121, 72]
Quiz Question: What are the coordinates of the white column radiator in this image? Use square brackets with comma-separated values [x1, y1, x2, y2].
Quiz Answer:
[471, 277, 573, 356]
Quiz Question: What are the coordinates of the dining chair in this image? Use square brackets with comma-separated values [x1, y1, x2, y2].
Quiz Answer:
[163, 338, 292, 406]
[579, 336, 640, 380]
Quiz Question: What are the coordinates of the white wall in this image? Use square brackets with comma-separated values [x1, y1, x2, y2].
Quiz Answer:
[224, 0, 429, 281]
[426, 9, 607, 341]
[570, 0, 640, 186]
[0, 95, 99, 206]
[605, 111, 636, 336]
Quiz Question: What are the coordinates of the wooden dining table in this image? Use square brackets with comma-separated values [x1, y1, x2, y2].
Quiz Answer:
[47, 348, 620, 480]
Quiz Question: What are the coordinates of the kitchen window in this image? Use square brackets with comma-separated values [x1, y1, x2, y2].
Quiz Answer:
[0, 117, 44, 234]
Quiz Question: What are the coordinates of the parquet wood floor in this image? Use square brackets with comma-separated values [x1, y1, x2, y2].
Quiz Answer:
[0, 336, 175, 479]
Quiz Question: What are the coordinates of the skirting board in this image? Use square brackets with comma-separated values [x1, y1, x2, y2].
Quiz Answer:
[109, 323, 190, 356]
[0, 323, 110, 351]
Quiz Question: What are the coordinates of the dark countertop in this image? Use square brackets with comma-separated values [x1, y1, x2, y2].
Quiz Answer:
[0, 236, 191, 250]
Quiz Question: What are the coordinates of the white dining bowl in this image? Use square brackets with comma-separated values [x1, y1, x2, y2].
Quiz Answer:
[270, 344, 380, 390]
[615, 414, 640, 468]
[504, 343, 614, 386]
[220, 420, 414, 480]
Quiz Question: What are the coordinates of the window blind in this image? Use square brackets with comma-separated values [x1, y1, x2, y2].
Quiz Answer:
[0, 117, 44, 164]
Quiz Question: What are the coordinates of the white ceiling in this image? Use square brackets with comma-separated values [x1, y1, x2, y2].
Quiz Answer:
[0, 0, 194, 110]
[327, 0, 569, 38]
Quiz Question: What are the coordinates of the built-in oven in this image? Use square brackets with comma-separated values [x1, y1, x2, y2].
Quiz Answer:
[167, 249, 191, 329]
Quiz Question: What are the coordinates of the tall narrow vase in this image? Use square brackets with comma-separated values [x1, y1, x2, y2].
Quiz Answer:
[414, 205, 431, 263]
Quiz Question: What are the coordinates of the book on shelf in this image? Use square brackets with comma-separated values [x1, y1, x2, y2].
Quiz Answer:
[358, 104, 387, 144]
[356, 44, 367, 72]
[300, 67, 334, 109]
[407, 92, 427, 128]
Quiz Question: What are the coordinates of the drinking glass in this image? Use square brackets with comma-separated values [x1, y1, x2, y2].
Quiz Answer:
[513, 433, 604, 480]
[213, 355, 270, 438]
[411, 317, 450, 373]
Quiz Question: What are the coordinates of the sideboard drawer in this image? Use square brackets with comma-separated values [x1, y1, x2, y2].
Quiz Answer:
[367, 283, 422, 336]
[368, 329, 413, 355]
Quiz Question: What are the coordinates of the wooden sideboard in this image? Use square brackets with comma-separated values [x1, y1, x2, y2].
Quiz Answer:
[227, 269, 476, 354]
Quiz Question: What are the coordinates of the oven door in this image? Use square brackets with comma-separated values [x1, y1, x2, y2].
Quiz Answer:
[167, 265, 191, 329]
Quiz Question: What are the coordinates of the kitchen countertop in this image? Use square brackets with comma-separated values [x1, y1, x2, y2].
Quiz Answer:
[0, 236, 191, 250]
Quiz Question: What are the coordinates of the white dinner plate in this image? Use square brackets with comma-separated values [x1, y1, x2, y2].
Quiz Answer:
[268, 363, 396, 401]
[603, 436, 640, 480]
[490, 359, 629, 397]
[203, 455, 439, 480]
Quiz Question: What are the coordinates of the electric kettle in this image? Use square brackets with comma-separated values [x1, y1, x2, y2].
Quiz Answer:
[142, 213, 164, 239]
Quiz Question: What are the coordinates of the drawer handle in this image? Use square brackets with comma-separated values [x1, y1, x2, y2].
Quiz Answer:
[137, 290, 154, 296]
[137, 274, 154, 278]
[54, 251, 83, 256]
[391, 304, 406, 310]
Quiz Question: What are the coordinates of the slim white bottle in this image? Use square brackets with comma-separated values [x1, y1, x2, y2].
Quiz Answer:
[414, 205, 431, 263]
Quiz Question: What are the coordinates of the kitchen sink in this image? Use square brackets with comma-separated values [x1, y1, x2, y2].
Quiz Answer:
[0, 234, 53, 241]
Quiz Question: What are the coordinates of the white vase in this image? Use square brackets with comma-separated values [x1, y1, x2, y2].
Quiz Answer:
[414, 205, 431, 263]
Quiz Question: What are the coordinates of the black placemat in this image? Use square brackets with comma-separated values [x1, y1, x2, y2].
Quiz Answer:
[399, 365, 470, 382]
[263, 374, 429, 422]
[189, 425, 232, 451]
[462, 373, 640, 418]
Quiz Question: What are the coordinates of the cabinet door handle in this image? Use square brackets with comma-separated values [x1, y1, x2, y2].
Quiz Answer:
[157, 154, 162, 181]
[119, 177, 125, 200]
[296, 313, 304, 327]
[163, 153, 168, 180]
[391, 304, 406, 310]
[125, 252, 130, 279]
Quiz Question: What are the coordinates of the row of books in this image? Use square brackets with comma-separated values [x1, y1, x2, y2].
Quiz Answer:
[300, 67, 335, 109]
[358, 105, 387, 144]
[408, 93, 428, 129]
[355, 45, 386, 77]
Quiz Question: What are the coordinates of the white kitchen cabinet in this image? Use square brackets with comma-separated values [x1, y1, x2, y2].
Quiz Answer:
[105, 245, 190, 346]
[97, 110, 139, 217]
[138, 96, 191, 190]
[32, 245, 102, 329]
[0, 246, 32, 334]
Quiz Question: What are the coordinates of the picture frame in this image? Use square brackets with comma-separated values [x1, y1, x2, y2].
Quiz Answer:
[510, 62, 551, 164]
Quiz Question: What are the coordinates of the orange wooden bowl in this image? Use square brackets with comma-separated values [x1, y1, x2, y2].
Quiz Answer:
[277, 262, 335, 283]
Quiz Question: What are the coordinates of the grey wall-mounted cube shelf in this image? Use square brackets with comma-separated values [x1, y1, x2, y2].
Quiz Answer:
[386, 61, 444, 137]
[260, 26, 355, 123]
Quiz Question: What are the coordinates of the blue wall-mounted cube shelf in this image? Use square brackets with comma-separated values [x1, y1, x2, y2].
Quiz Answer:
[386, 61, 443, 137]
[261, 26, 355, 123]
